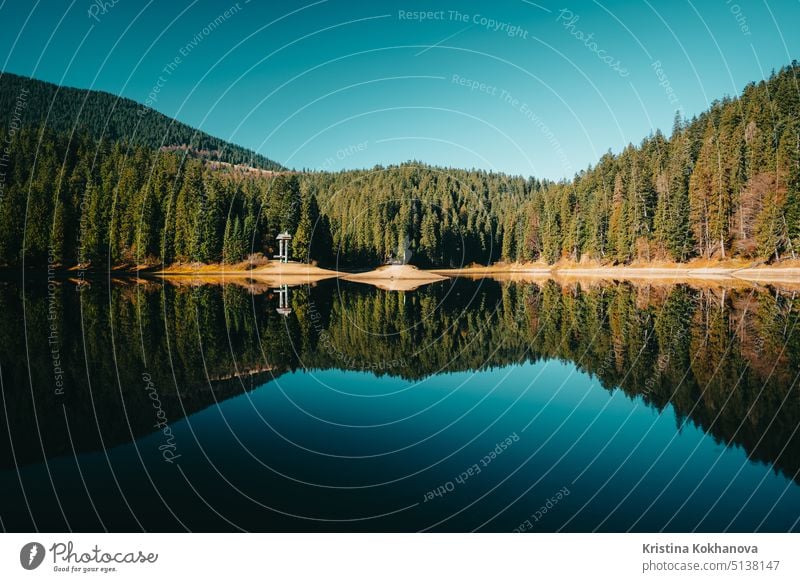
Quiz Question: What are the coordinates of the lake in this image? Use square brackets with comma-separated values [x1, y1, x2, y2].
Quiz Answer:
[0, 275, 798, 532]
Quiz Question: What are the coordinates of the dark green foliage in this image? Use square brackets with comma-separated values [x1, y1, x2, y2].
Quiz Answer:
[299, 165, 528, 266]
[292, 191, 331, 263]
[0, 63, 798, 268]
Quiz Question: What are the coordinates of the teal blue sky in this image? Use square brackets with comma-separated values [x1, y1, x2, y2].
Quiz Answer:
[1, 0, 798, 179]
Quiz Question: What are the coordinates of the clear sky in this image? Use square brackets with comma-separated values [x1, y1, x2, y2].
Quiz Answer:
[1, 0, 798, 180]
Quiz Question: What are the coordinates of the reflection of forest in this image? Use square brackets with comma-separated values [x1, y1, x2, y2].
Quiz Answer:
[1, 277, 798, 483]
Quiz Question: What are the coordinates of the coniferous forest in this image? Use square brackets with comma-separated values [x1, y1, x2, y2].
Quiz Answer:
[1, 62, 799, 269]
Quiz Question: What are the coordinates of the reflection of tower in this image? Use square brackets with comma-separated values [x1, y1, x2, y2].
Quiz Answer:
[274, 232, 292, 263]
[275, 284, 292, 316]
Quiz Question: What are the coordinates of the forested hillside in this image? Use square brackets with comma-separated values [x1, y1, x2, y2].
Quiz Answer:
[0, 127, 303, 266]
[0, 63, 797, 268]
[525, 61, 800, 264]
[0, 72, 283, 171]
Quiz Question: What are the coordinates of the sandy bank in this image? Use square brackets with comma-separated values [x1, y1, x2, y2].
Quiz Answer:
[554, 265, 800, 284]
[432, 261, 800, 284]
[342, 265, 448, 290]
[430, 262, 551, 276]
[130, 258, 800, 287]
[153, 260, 340, 285]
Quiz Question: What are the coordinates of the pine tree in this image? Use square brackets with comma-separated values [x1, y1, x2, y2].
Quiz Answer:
[501, 216, 516, 261]
[195, 176, 224, 263]
[689, 123, 718, 258]
[293, 194, 313, 263]
[0, 183, 23, 265]
[655, 114, 693, 261]
[25, 141, 56, 263]
[81, 182, 104, 264]
[755, 190, 786, 261]
[609, 169, 631, 261]
[174, 161, 203, 262]
[50, 195, 65, 264]
[222, 214, 250, 264]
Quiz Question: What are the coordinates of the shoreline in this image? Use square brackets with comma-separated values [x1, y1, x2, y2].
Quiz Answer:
[5, 261, 800, 284]
[431, 262, 800, 284]
[341, 264, 448, 292]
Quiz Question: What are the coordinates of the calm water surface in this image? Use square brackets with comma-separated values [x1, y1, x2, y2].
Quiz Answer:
[0, 276, 798, 531]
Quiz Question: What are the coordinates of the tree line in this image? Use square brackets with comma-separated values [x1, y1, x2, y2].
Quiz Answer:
[525, 61, 800, 264]
[0, 126, 330, 266]
[0, 62, 798, 268]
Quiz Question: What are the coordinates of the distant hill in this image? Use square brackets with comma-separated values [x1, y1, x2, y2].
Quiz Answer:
[0, 71, 284, 171]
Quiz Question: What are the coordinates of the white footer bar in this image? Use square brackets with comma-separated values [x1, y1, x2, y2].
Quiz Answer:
[1, 533, 796, 581]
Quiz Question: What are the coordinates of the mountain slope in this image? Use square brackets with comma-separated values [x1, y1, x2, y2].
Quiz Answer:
[0, 64, 799, 269]
[0, 71, 284, 171]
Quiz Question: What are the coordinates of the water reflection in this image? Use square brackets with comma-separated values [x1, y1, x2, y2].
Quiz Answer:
[0, 275, 798, 531]
[274, 284, 292, 316]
